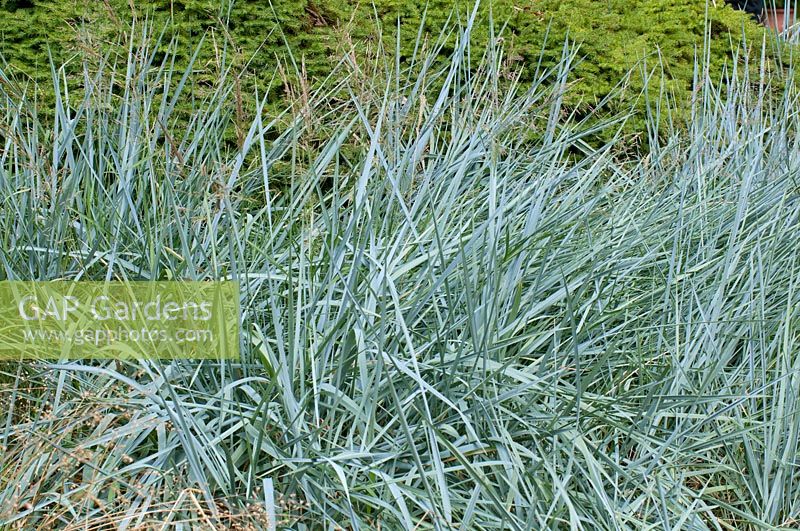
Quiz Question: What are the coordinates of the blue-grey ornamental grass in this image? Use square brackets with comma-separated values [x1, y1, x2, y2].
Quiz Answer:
[1, 7, 800, 530]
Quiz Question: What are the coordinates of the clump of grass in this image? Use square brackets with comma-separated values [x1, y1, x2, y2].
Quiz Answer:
[1, 6, 800, 530]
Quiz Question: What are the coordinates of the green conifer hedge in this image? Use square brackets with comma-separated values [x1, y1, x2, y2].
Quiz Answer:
[0, 0, 784, 140]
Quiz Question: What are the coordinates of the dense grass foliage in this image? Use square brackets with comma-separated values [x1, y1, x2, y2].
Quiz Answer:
[2, 13, 800, 531]
[0, 0, 777, 133]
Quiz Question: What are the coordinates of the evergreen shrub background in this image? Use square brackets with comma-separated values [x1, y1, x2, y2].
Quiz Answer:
[0, 0, 784, 141]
